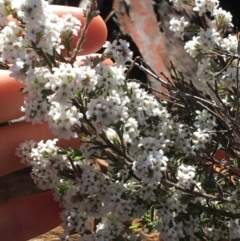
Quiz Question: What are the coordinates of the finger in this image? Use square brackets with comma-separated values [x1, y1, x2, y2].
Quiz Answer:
[0, 121, 80, 177]
[0, 73, 25, 123]
[49, 5, 107, 55]
[0, 191, 61, 241]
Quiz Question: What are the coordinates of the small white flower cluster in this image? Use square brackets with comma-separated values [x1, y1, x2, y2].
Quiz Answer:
[213, 7, 233, 28]
[157, 194, 186, 240]
[176, 163, 196, 188]
[57, 168, 133, 239]
[198, 28, 220, 49]
[15, 139, 71, 190]
[220, 34, 238, 53]
[158, 191, 230, 240]
[196, 59, 216, 85]
[169, 17, 189, 40]
[184, 28, 220, 60]
[16, 44, 219, 240]
[103, 39, 133, 65]
[21, 64, 92, 139]
[132, 150, 168, 184]
[184, 36, 202, 59]
[202, 224, 228, 241]
[193, 0, 219, 16]
[157, 220, 184, 241]
[166, 191, 188, 214]
[169, 0, 235, 90]
[183, 215, 201, 239]
[193, 109, 216, 150]
[0, 0, 80, 73]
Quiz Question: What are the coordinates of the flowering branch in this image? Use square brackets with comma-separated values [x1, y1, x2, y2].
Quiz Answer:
[161, 178, 240, 207]
[70, 0, 100, 63]
[1, 0, 239, 240]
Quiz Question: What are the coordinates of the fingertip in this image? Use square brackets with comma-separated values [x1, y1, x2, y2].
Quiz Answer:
[50, 5, 107, 55]
[103, 58, 114, 66]
[80, 14, 107, 55]
[0, 71, 25, 123]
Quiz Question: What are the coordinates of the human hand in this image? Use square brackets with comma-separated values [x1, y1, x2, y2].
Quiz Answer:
[0, 5, 107, 241]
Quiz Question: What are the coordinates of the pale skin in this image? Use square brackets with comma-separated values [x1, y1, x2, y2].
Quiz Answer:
[0, 6, 108, 241]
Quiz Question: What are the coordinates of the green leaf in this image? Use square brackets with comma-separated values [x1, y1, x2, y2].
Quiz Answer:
[41, 89, 54, 98]
[70, 148, 84, 162]
[129, 225, 140, 230]
[55, 184, 70, 195]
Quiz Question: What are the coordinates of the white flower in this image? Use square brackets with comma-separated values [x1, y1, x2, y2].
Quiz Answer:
[60, 14, 81, 36]
[116, 39, 133, 64]
[220, 34, 238, 53]
[103, 39, 133, 65]
[169, 17, 189, 40]
[196, 59, 216, 85]
[123, 117, 139, 143]
[157, 205, 173, 224]
[138, 136, 166, 151]
[45, 102, 83, 139]
[76, 65, 99, 93]
[194, 109, 216, 130]
[184, 36, 202, 58]
[15, 139, 66, 190]
[192, 110, 216, 150]
[47, 63, 77, 103]
[18, 1, 63, 55]
[184, 215, 201, 236]
[103, 40, 119, 55]
[198, 28, 220, 49]
[213, 7, 233, 28]
[132, 150, 168, 184]
[193, 0, 219, 16]
[192, 128, 211, 150]
[0, 21, 24, 64]
[10, 0, 49, 19]
[137, 185, 156, 201]
[15, 140, 37, 165]
[158, 222, 184, 241]
[86, 96, 123, 131]
[176, 164, 196, 188]
[21, 97, 49, 124]
[166, 192, 187, 214]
